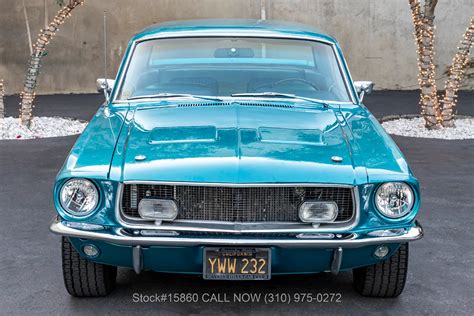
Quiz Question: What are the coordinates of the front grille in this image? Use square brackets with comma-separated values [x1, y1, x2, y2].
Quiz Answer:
[121, 184, 355, 223]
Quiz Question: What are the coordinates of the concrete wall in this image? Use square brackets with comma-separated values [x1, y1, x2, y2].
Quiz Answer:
[0, 0, 472, 94]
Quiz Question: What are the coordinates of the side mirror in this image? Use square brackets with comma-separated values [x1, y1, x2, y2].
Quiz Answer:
[354, 81, 374, 102]
[96, 78, 115, 102]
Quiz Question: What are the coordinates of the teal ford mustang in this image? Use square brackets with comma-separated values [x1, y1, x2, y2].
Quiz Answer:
[50, 19, 423, 297]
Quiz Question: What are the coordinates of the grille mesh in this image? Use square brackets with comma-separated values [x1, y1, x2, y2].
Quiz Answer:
[121, 184, 354, 223]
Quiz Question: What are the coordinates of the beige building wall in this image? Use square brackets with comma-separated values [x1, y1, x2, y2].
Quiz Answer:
[0, 0, 472, 94]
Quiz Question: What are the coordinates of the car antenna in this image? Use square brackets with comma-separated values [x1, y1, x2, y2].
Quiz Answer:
[103, 11, 110, 104]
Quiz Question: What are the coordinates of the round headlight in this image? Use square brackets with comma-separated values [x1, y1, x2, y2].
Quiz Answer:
[375, 182, 414, 219]
[60, 179, 99, 216]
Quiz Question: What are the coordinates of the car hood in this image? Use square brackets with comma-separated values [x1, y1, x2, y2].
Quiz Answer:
[116, 102, 362, 184]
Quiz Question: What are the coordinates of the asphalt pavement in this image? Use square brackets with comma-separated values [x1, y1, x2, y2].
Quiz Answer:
[0, 91, 473, 315]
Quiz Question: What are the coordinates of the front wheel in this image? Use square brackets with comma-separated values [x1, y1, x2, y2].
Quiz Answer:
[352, 243, 409, 297]
[62, 237, 117, 297]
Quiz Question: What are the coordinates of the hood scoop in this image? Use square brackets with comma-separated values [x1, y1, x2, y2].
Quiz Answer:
[149, 126, 217, 144]
[178, 102, 293, 109]
[259, 127, 324, 146]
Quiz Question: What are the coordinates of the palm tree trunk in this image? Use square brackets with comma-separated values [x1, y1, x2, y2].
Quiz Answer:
[19, 0, 85, 127]
[0, 80, 5, 119]
[409, 0, 440, 129]
[440, 18, 474, 127]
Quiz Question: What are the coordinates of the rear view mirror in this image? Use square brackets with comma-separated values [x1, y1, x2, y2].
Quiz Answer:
[354, 81, 374, 102]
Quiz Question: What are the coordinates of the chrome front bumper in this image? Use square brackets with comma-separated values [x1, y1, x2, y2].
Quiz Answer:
[49, 217, 423, 248]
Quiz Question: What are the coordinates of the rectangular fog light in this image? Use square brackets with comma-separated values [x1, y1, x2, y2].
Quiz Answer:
[138, 199, 178, 221]
[299, 201, 338, 223]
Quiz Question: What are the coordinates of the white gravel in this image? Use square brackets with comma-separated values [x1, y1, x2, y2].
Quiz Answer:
[382, 117, 474, 140]
[0, 117, 87, 140]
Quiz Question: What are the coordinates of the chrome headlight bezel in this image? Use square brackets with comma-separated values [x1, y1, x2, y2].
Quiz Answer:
[59, 178, 100, 217]
[375, 182, 415, 219]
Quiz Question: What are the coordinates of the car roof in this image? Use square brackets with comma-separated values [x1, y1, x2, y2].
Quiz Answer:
[133, 19, 337, 43]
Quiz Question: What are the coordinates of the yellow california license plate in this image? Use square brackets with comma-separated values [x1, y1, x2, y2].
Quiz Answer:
[203, 248, 271, 280]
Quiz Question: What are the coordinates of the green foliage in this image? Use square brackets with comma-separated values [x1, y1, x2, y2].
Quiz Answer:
[56, 0, 65, 7]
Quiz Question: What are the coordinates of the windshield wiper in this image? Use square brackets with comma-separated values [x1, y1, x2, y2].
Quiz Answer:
[231, 92, 328, 107]
[128, 93, 223, 102]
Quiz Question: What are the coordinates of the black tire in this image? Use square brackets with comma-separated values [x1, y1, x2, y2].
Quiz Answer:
[353, 243, 409, 298]
[62, 237, 117, 297]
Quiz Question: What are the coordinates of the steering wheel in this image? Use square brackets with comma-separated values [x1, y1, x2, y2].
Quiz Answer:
[255, 78, 321, 91]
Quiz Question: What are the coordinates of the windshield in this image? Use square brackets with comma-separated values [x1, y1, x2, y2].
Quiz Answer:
[117, 37, 352, 103]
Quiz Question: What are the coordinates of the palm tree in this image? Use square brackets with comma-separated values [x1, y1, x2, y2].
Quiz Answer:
[19, 0, 85, 127]
[408, 0, 440, 128]
[408, 0, 473, 129]
[439, 18, 474, 127]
